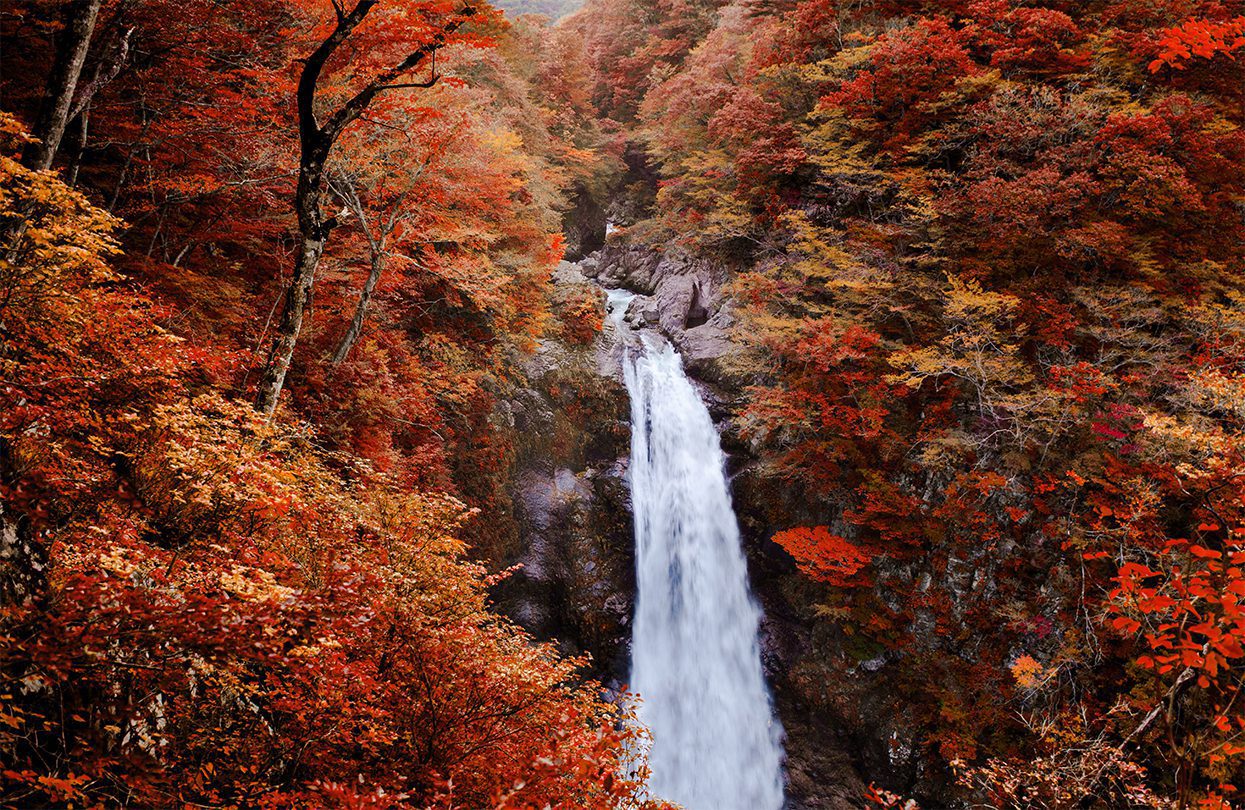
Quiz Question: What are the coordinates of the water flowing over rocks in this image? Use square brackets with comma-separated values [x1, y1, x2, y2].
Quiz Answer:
[581, 243, 742, 386]
[498, 245, 875, 808]
[619, 308, 785, 810]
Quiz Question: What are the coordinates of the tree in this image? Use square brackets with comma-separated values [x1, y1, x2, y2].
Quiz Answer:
[0, 110, 135, 606]
[565, 0, 1245, 801]
[1149, 15, 1245, 72]
[772, 526, 873, 587]
[326, 164, 417, 365]
[254, 0, 485, 415]
[0, 106, 664, 810]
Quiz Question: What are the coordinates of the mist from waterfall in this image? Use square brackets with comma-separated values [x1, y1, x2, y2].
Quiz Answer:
[609, 290, 785, 810]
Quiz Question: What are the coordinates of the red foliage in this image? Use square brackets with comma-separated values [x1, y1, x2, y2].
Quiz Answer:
[742, 321, 897, 495]
[966, 0, 1090, 75]
[563, 0, 1245, 801]
[1149, 15, 1245, 70]
[773, 526, 873, 587]
[0, 0, 661, 802]
[821, 17, 981, 153]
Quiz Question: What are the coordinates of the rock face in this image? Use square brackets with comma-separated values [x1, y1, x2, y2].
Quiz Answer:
[562, 189, 608, 260]
[492, 262, 637, 684]
[592, 243, 744, 387]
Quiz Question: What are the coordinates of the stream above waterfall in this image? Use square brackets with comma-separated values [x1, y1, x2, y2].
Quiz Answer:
[608, 289, 785, 810]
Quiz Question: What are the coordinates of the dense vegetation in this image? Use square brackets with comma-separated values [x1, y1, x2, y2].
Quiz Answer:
[0, 2, 644, 807]
[561, 0, 1245, 805]
[494, 0, 583, 20]
[2, 0, 1243, 807]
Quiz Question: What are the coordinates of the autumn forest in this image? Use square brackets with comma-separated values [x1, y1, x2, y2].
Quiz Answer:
[1, 0, 1243, 807]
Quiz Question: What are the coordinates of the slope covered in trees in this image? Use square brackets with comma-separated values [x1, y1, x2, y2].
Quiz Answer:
[0, 2, 650, 807]
[561, 0, 1245, 806]
[493, 0, 584, 20]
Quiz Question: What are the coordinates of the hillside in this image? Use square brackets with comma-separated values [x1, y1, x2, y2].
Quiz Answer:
[493, 0, 584, 20]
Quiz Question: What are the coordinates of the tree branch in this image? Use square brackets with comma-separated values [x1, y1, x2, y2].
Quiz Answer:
[69, 25, 134, 122]
[297, 0, 379, 153]
[321, 5, 474, 142]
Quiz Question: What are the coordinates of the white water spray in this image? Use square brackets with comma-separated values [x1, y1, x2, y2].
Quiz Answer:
[609, 290, 785, 810]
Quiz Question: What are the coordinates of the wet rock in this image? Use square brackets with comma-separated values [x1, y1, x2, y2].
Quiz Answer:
[619, 295, 659, 330]
[654, 273, 695, 334]
[673, 308, 737, 384]
[491, 263, 638, 682]
[507, 384, 554, 438]
[592, 243, 741, 374]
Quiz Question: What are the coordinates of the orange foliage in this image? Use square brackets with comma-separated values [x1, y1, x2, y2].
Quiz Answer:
[0, 3, 658, 802]
[1150, 15, 1245, 71]
[565, 0, 1245, 803]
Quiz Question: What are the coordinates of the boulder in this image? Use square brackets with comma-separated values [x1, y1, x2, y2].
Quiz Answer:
[675, 320, 734, 381]
[578, 254, 600, 278]
[622, 295, 660, 329]
[654, 273, 696, 335]
[552, 259, 588, 285]
[595, 244, 663, 292]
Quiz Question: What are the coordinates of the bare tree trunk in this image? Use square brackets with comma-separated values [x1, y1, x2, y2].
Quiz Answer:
[64, 24, 134, 188]
[65, 108, 89, 187]
[255, 139, 332, 414]
[254, 0, 474, 415]
[331, 245, 385, 365]
[22, 0, 104, 172]
[327, 172, 408, 365]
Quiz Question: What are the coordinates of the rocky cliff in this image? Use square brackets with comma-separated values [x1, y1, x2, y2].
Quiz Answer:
[491, 262, 635, 684]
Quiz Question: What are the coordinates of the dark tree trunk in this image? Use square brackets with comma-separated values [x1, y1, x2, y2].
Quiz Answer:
[64, 24, 134, 188]
[22, 0, 103, 171]
[65, 108, 89, 187]
[255, 140, 332, 414]
[0, 438, 45, 609]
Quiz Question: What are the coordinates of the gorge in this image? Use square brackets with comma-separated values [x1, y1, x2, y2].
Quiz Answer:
[500, 249, 868, 808]
[2, 0, 1242, 807]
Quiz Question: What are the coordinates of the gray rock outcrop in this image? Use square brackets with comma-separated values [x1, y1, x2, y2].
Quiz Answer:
[595, 243, 745, 386]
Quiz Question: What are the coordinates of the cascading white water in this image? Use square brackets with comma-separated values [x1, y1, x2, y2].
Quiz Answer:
[608, 290, 785, 810]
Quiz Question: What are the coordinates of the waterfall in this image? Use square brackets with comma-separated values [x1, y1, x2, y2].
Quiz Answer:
[609, 290, 785, 810]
